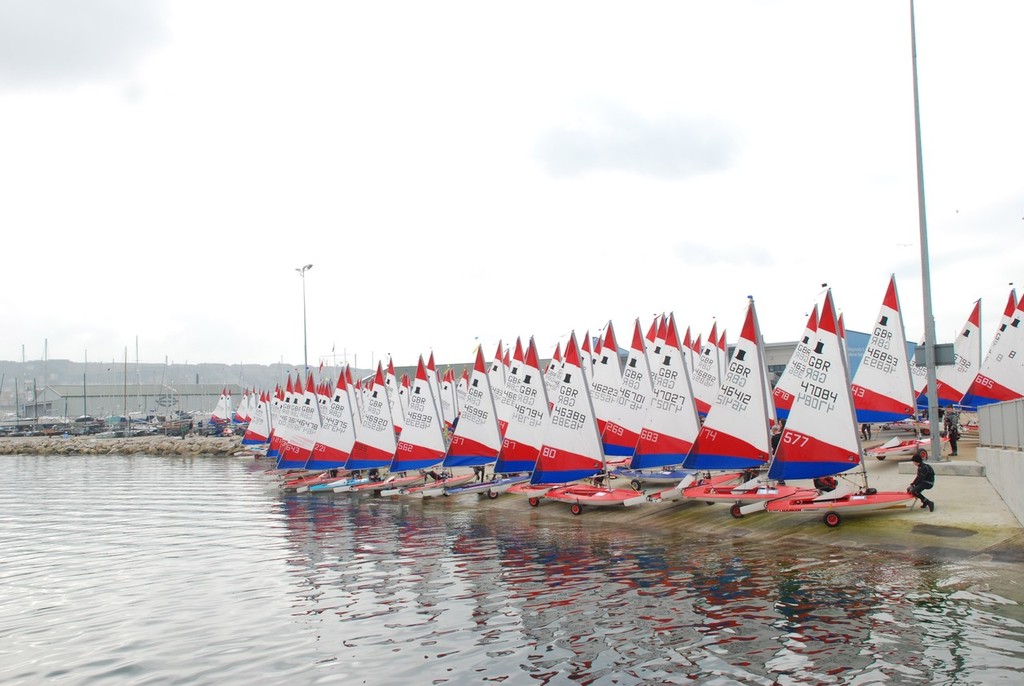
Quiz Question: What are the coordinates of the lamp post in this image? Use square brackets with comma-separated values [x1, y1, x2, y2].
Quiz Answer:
[909, 0, 943, 461]
[296, 264, 313, 372]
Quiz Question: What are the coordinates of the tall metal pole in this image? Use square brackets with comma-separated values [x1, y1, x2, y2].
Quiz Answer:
[296, 264, 314, 372]
[910, 0, 943, 461]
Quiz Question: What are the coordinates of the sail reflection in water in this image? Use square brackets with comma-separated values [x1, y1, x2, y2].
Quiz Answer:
[280, 494, 1024, 685]
[1, 455, 1022, 685]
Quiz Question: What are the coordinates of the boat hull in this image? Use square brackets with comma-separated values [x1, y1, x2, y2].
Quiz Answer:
[443, 474, 530, 497]
[765, 490, 916, 521]
[387, 474, 476, 498]
[612, 467, 698, 488]
[681, 481, 813, 505]
[866, 437, 949, 460]
[508, 482, 558, 506]
[350, 474, 428, 494]
[544, 484, 647, 510]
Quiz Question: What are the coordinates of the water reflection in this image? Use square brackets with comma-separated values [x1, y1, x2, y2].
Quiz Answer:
[2, 455, 1020, 686]
[276, 492, 1024, 685]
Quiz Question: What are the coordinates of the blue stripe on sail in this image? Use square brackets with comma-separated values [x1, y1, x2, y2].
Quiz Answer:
[602, 442, 636, 457]
[276, 457, 307, 470]
[957, 393, 989, 410]
[442, 454, 496, 468]
[682, 454, 765, 471]
[344, 457, 392, 470]
[529, 467, 597, 485]
[390, 457, 442, 471]
[775, 407, 791, 421]
[767, 460, 853, 482]
[494, 459, 536, 474]
[629, 452, 688, 469]
[855, 409, 913, 424]
[304, 458, 346, 470]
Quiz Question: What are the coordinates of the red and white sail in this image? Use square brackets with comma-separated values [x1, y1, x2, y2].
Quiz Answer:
[345, 363, 399, 470]
[454, 367, 470, 418]
[443, 345, 503, 468]
[921, 300, 982, 407]
[850, 275, 917, 423]
[601, 318, 654, 459]
[385, 356, 405, 435]
[692, 321, 724, 417]
[242, 390, 272, 446]
[962, 290, 1024, 408]
[530, 332, 606, 484]
[683, 299, 774, 471]
[278, 372, 320, 468]
[210, 387, 232, 425]
[487, 340, 512, 437]
[391, 356, 447, 472]
[773, 306, 818, 422]
[768, 289, 861, 480]
[589, 320, 624, 438]
[438, 366, 459, 432]
[307, 368, 358, 469]
[542, 341, 563, 402]
[631, 312, 701, 469]
[494, 336, 550, 474]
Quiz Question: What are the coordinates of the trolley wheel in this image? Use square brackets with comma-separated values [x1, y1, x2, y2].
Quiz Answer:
[487, 489, 499, 499]
[570, 503, 583, 516]
[528, 497, 540, 507]
[730, 503, 744, 519]
[824, 512, 842, 528]
[630, 479, 643, 492]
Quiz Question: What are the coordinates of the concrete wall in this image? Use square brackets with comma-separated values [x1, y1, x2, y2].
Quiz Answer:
[978, 447, 1024, 527]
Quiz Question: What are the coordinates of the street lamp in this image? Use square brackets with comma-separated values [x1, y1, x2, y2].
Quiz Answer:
[296, 264, 313, 371]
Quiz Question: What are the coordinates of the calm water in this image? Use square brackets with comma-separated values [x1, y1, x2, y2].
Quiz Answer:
[2, 455, 1023, 685]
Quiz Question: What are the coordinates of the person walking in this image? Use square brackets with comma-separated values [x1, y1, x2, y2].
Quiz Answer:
[908, 449, 936, 511]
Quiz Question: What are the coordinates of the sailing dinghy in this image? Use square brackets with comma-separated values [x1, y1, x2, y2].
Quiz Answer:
[663, 298, 815, 512]
[440, 345, 529, 498]
[961, 290, 1024, 408]
[763, 289, 915, 526]
[532, 332, 647, 514]
[613, 312, 700, 490]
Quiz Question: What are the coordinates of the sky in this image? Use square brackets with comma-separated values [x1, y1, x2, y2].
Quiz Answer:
[1, 0, 1021, 373]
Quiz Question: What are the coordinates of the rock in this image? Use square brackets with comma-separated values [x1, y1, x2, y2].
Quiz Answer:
[0, 435, 245, 457]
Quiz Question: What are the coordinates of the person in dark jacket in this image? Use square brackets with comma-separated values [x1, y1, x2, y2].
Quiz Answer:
[907, 449, 935, 511]
[948, 424, 960, 456]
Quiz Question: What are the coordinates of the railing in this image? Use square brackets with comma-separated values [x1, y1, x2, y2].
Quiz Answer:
[978, 398, 1024, 451]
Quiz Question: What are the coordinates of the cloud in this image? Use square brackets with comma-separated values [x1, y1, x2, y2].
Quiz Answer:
[673, 240, 769, 267]
[535, 102, 739, 180]
[0, 0, 167, 90]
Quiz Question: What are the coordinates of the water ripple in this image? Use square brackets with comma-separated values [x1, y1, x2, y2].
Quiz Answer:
[1, 455, 1022, 685]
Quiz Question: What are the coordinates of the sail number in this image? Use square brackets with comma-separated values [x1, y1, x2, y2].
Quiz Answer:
[781, 431, 809, 447]
[797, 380, 838, 411]
[655, 388, 684, 411]
[715, 384, 751, 411]
[551, 406, 585, 431]
[862, 348, 900, 374]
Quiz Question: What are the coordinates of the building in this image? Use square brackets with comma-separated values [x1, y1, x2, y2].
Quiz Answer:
[14, 383, 248, 423]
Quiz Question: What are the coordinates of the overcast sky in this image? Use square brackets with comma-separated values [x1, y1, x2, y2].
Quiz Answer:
[1, 0, 1021, 372]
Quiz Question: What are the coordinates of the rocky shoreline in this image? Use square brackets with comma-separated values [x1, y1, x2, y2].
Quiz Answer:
[0, 435, 248, 457]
